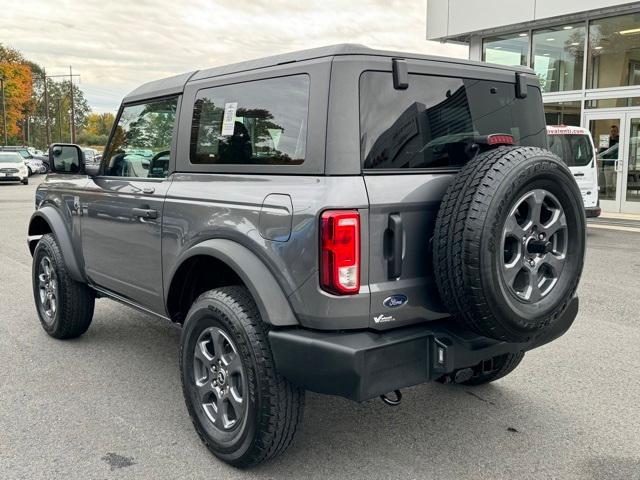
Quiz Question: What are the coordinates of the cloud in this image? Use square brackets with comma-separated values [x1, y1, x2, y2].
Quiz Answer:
[1, 0, 467, 112]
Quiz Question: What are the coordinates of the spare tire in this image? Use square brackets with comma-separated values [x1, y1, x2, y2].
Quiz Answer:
[433, 146, 585, 343]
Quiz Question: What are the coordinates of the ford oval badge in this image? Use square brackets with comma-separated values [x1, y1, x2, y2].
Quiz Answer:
[383, 294, 408, 308]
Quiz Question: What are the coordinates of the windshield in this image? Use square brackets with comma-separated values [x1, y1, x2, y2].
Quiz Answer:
[17, 150, 30, 159]
[360, 72, 547, 170]
[547, 134, 594, 167]
[0, 153, 22, 163]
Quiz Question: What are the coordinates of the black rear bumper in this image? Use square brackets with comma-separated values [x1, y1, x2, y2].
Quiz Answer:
[269, 297, 578, 402]
[585, 206, 601, 218]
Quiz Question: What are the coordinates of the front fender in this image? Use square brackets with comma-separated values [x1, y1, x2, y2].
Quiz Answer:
[168, 239, 298, 326]
[28, 206, 86, 282]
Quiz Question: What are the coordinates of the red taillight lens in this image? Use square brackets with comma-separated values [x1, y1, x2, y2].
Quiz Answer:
[320, 210, 360, 295]
[486, 134, 515, 145]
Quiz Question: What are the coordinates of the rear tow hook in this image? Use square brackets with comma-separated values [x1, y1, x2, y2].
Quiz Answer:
[380, 390, 402, 406]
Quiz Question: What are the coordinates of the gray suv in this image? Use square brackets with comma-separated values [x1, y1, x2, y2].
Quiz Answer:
[28, 45, 585, 467]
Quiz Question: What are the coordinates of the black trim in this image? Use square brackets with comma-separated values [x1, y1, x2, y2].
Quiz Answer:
[270, 297, 578, 402]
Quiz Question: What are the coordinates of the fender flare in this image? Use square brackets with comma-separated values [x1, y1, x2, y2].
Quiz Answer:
[28, 206, 86, 283]
[168, 238, 298, 326]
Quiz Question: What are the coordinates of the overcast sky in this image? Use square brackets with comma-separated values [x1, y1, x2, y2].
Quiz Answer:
[1, 0, 467, 113]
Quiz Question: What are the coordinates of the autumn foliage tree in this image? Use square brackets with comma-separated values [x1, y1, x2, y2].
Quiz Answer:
[0, 45, 33, 141]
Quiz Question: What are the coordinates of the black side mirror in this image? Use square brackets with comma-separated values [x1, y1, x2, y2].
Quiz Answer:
[48, 143, 85, 174]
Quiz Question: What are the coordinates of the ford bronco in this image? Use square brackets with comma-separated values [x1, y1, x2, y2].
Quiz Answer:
[28, 45, 585, 467]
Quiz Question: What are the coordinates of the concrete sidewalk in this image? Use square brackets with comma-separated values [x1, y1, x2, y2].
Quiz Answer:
[589, 211, 640, 232]
[599, 212, 640, 221]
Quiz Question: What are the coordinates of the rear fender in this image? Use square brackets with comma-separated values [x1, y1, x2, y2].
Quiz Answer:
[168, 239, 298, 326]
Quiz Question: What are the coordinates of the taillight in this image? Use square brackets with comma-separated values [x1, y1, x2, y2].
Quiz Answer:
[320, 210, 360, 295]
[486, 134, 515, 146]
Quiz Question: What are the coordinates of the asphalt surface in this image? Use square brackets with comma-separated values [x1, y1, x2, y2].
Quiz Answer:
[1, 176, 639, 480]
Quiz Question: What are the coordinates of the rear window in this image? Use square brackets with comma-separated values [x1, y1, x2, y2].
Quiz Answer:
[547, 134, 594, 167]
[360, 72, 547, 170]
[190, 75, 309, 166]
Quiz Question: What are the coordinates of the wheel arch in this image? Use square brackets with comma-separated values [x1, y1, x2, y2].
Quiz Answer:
[28, 207, 85, 282]
[166, 238, 298, 327]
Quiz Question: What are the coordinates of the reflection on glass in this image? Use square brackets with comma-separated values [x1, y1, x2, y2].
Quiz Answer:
[533, 23, 585, 93]
[359, 72, 547, 170]
[105, 98, 178, 178]
[483, 32, 529, 66]
[544, 101, 581, 126]
[591, 119, 620, 201]
[626, 118, 640, 203]
[588, 13, 640, 89]
[190, 75, 309, 166]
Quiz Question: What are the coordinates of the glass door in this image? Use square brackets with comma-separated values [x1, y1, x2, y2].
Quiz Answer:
[622, 115, 640, 213]
[585, 113, 625, 213]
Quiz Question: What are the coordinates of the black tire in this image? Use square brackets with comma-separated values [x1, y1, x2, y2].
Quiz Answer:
[433, 147, 585, 342]
[180, 286, 304, 468]
[22, 177, 28, 185]
[32, 234, 95, 339]
[27, 167, 33, 176]
[437, 351, 525, 386]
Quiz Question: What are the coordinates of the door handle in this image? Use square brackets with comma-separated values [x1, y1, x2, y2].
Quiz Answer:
[615, 159, 623, 172]
[132, 207, 158, 219]
[142, 186, 155, 194]
[387, 213, 403, 279]
[573, 172, 584, 177]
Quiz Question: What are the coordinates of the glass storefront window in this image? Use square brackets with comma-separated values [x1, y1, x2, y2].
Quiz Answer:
[588, 13, 640, 89]
[483, 32, 529, 66]
[533, 23, 585, 93]
[585, 97, 640, 109]
[544, 101, 582, 126]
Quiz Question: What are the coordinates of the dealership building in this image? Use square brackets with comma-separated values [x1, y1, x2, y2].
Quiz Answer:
[427, 0, 640, 213]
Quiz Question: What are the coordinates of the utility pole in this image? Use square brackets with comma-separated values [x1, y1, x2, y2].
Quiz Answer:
[0, 76, 7, 146]
[57, 98, 62, 142]
[45, 70, 80, 143]
[69, 66, 76, 143]
[42, 70, 51, 147]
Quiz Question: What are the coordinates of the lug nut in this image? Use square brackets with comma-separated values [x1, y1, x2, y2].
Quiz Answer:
[529, 260, 535, 267]
[538, 233, 545, 240]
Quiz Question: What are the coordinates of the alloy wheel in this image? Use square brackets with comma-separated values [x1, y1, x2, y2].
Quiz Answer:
[193, 327, 247, 432]
[501, 189, 569, 303]
[37, 256, 58, 323]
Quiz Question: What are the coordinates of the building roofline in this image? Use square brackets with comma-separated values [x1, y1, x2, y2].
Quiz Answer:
[428, 2, 640, 42]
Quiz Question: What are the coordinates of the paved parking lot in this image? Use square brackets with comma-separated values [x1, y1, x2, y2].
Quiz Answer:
[1, 177, 639, 480]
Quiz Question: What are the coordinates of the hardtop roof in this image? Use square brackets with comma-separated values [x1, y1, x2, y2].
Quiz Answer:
[123, 43, 533, 103]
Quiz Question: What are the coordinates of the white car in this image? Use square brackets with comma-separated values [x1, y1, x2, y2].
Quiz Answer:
[547, 125, 601, 217]
[0, 152, 29, 185]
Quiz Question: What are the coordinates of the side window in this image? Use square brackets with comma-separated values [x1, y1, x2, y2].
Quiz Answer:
[190, 75, 309, 165]
[102, 97, 178, 178]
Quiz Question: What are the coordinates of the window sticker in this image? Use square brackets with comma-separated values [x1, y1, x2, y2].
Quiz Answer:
[268, 129, 282, 150]
[221, 102, 238, 136]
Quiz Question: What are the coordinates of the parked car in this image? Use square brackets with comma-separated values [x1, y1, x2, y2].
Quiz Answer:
[27, 45, 586, 468]
[0, 152, 29, 184]
[1, 146, 48, 173]
[82, 148, 100, 165]
[547, 125, 601, 217]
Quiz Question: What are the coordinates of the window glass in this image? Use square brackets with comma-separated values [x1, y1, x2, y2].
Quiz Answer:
[190, 75, 309, 165]
[547, 134, 593, 167]
[103, 97, 177, 178]
[360, 72, 547, 170]
[544, 101, 581, 126]
[588, 13, 640, 89]
[483, 32, 529, 66]
[585, 97, 640, 109]
[533, 23, 585, 93]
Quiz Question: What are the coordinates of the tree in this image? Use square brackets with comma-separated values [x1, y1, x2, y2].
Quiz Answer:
[0, 44, 33, 142]
[83, 112, 115, 137]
